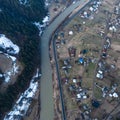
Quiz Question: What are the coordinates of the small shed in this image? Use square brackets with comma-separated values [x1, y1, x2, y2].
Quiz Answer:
[78, 57, 84, 64]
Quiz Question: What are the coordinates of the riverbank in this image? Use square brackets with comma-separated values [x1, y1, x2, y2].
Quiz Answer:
[40, 0, 90, 120]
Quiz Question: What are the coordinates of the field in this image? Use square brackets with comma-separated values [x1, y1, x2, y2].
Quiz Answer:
[54, 0, 120, 119]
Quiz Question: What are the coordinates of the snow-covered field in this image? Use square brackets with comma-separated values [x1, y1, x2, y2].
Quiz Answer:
[4, 54, 19, 83]
[0, 34, 20, 83]
[4, 69, 41, 120]
[0, 34, 20, 55]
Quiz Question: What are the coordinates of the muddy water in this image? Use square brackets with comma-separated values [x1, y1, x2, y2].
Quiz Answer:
[40, 0, 89, 120]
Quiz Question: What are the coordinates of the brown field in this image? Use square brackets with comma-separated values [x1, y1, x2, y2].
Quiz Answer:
[55, 0, 120, 119]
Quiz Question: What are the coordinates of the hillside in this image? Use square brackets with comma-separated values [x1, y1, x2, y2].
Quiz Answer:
[0, 0, 47, 119]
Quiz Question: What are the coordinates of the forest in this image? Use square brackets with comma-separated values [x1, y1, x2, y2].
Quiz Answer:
[0, 0, 47, 118]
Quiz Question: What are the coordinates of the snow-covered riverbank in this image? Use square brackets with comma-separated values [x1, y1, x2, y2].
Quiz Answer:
[4, 69, 41, 120]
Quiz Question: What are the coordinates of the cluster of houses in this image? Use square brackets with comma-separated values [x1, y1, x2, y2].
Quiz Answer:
[94, 35, 119, 99]
[114, 3, 120, 15]
[95, 82, 119, 99]
[108, 17, 120, 32]
[96, 37, 111, 79]
[68, 77, 89, 102]
[81, 0, 102, 19]
[62, 59, 72, 75]
[109, 3, 120, 32]
[55, 31, 66, 48]
[4, 69, 40, 120]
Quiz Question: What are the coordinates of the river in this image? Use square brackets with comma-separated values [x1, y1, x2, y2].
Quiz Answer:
[40, 0, 89, 120]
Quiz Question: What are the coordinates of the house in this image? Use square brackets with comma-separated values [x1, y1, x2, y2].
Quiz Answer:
[114, 6, 120, 15]
[68, 47, 76, 57]
[63, 59, 70, 66]
[109, 25, 117, 32]
[96, 70, 103, 79]
[89, 7, 94, 12]
[68, 31, 73, 35]
[109, 92, 118, 98]
[73, 78, 77, 83]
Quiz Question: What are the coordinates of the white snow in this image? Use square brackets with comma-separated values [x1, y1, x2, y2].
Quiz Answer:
[109, 92, 119, 98]
[109, 26, 117, 32]
[73, 1, 76, 4]
[34, 16, 49, 36]
[0, 34, 20, 82]
[77, 94, 81, 99]
[9, 56, 16, 62]
[0, 74, 3, 77]
[81, 0, 102, 19]
[89, 7, 94, 12]
[3, 54, 19, 83]
[113, 92, 118, 98]
[45, 0, 49, 7]
[68, 31, 73, 35]
[4, 69, 40, 120]
[34, 22, 43, 36]
[42, 16, 49, 23]
[73, 79, 77, 83]
[19, 0, 29, 5]
[0, 8, 2, 12]
[0, 34, 20, 54]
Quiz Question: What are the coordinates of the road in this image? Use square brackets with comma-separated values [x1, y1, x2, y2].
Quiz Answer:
[40, 0, 90, 120]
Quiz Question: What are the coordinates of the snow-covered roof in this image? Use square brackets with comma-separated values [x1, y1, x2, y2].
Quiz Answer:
[77, 94, 81, 99]
[89, 7, 94, 11]
[113, 92, 118, 98]
[109, 26, 117, 32]
[98, 70, 103, 74]
[73, 79, 77, 83]
[109, 92, 118, 98]
[96, 73, 103, 79]
[68, 31, 73, 35]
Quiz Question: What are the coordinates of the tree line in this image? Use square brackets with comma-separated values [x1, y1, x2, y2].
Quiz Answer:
[0, 0, 47, 118]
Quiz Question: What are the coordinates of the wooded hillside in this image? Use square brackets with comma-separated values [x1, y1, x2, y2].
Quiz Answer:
[0, 0, 47, 119]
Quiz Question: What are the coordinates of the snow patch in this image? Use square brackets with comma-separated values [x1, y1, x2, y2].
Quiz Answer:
[19, 0, 29, 5]
[0, 34, 20, 54]
[0, 8, 2, 12]
[45, 0, 49, 7]
[4, 69, 40, 120]
[3, 54, 19, 83]
[34, 16, 49, 36]
[42, 16, 49, 23]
